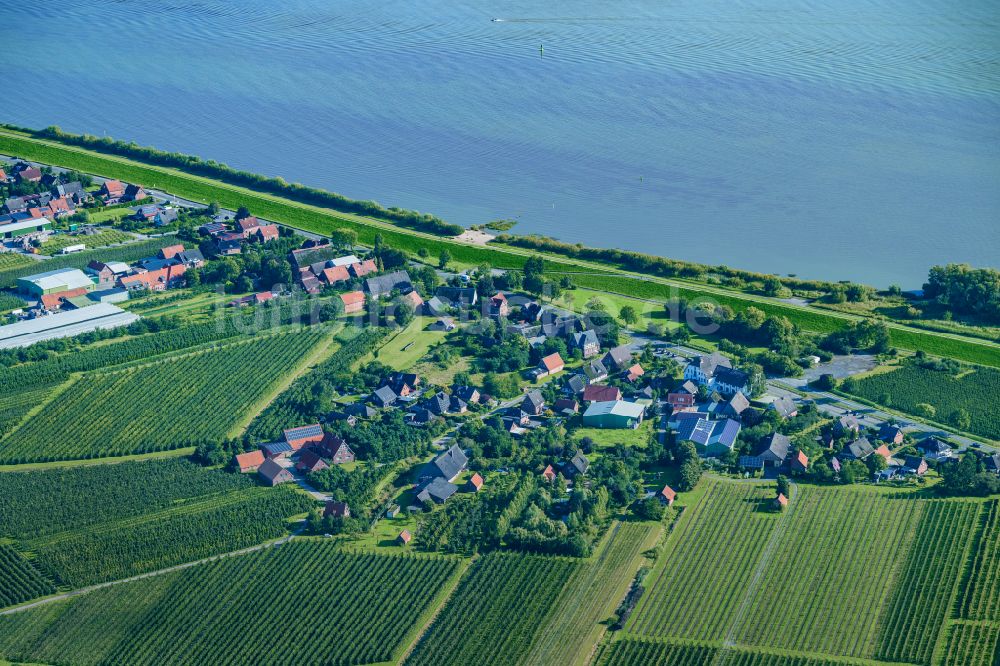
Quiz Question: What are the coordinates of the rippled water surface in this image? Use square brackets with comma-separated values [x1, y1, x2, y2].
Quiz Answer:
[3, 0, 998, 285]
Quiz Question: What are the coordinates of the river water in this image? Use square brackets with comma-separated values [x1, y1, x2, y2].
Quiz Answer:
[3, 0, 998, 286]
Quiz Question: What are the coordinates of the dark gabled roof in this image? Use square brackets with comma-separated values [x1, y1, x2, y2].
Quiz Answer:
[365, 270, 413, 297]
[425, 391, 451, 415]
[178, 248, 204, 264]
[836, 414, 860, 432]
[918, 438, 950, 454]
[257, 458, 290, 482]
[844, 437, 874, 459]
[572, 329, 598, 348]
[433, 444, 468, 481]
[522, 390, 545, 412]
[757, 433, 791, 462]
[878, 423, 904, 441]
[604, 345, 633, 369]
[344, 403, 376, 418]
[715, 366, 750, 388]
[435, 286, 478, 306]
[678, 417, 714, 446]
[372, 385, 397, 406]
[679, 380, 699, 395]
[583, 359, 608, 380]
[570, 451, 589, 475]
[902, 455, 926, 470]
[453, 385, 480, 403]
[416, 477, 459, 503]
[567, 374, 587, 395]
[984, 453, 1000, 472]
[690, 352, 732, 377]
[769, 396, 797, 418]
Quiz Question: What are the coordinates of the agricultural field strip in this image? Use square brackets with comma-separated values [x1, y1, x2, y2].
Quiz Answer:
[938, 622, 1000, 666]
[627, 479, 782, 641]
[957, 499, 1000, 622]
[0, 545, 54, 609]
[596, 636, 927, 666]
[405, 552, 579, 666]
[734, 486, 924, 658]
[0, 544, 461, 665]
[21, 486, 274, 549]
[520, 521, 661, 666]
[873, 501, 982, 664]
[0, 327, 328, 462]
[2, 129, 996, 367]
[722, 481, 799, 648]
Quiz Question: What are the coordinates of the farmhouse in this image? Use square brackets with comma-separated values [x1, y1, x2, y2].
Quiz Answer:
[283, 423, 325, 449]
[522, 390, 545, 416]
[433, 444, 468, 482]
[364, 270, 413, 299]
[295, 450, 329, 473]
[257, 459, 294, 486]
[416, 477, 458, 504]
[261, 441, 294, 460]
[841, 437, 875, 460]
[582, 400, 645, 429]
[234, 450, 265, 473]
[324, 501, 351, 518]
[877, 424, 905, 445]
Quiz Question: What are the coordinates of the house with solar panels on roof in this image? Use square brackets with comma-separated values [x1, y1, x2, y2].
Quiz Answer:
[677, 416, 741, 458]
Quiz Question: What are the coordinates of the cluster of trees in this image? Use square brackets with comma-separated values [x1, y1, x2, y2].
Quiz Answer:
[939, 454, 1000, 496]
[29, 125, 465, 236]
[307, 462, 401, 531]
[821, 319, 892, 355]
[923, 263, 1000, 322]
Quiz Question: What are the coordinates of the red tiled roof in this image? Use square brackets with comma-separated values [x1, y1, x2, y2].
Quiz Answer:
[583, 384, 621, 402]
[349, 260, 377, 277]
[542, 464, 556, 481]
[103, 179, 124, 196]
[341, 290, 365, 306]
[237, 217, 260, 231]
[469, 472, 484, 489]
[234, 450, 265, 472]
[402, 290, 424, 308]
[875, 444, 892, 459]
[660, 485, 677, 501]
[256, 224, 279, 241]
[540, 352, 564, 372]
[120, 263, 187, 289]
[41, 287, 89, 310]
[398, 530, 412, 544]
[626, 364, 645, 381]
[776, 493, 788, 506]
[159, 244, 185, 260]
[321, 265, 350, 283]
[795, 450, 809, 468]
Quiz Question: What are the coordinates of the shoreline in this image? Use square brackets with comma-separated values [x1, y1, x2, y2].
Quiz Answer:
[1, 126, 997, 368]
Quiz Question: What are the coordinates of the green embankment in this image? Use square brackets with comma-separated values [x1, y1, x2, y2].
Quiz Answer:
[2, 128, 997, 368]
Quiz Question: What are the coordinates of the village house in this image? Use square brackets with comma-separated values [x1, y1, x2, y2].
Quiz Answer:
[428, 317, 456, 332]
[467, 473, 484, 492]
[295, 450, 329, 474]
[257, 459, 294, 486]
[740, 433, 791, 469]
[566, 374, 588, 396]
[435, 286, 478, 308]
[659, 485, 677, 506]
[570, 329, 600, 359]
[603, 345, 633, 372]
[625, 363, 645, 383]
[834, 414, 861, 437]
[16, 166, 42, 183]
[542, 465, 556, 483]
[534, 352, 565, 379]
[877, 423, 905, 445]
[791, 450, 810, 473]
[917, 438, 954, 461]
[582, 384, 622, 403]
[324, 501, 351, 519]
[582, 358, 609, 383]
[768, 396, 798, 420]
[902, 456, 928, 476]
[486, 292, 509, 319]
[119, 264, 188, 292]
[416, 477, 458, 504]
[123, 183, 147, 202]
[433, 444, 469, 482]
[684, 352, 750, 395]
[365, 270, 413, 299]
[372, 385, 398, 408]
[841, 437, 875, 460]
[677, 417, 741, 458]
[720, 392, 751, 419]
[453, 385, 480, 405]
[522, 390, 545, 416]
[553, 397, 579, 415]
[341, 290, 366, 314]
[565, 451, 590, 478]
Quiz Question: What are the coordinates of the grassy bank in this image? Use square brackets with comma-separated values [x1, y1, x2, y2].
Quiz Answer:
[2, 128, 997, 368]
